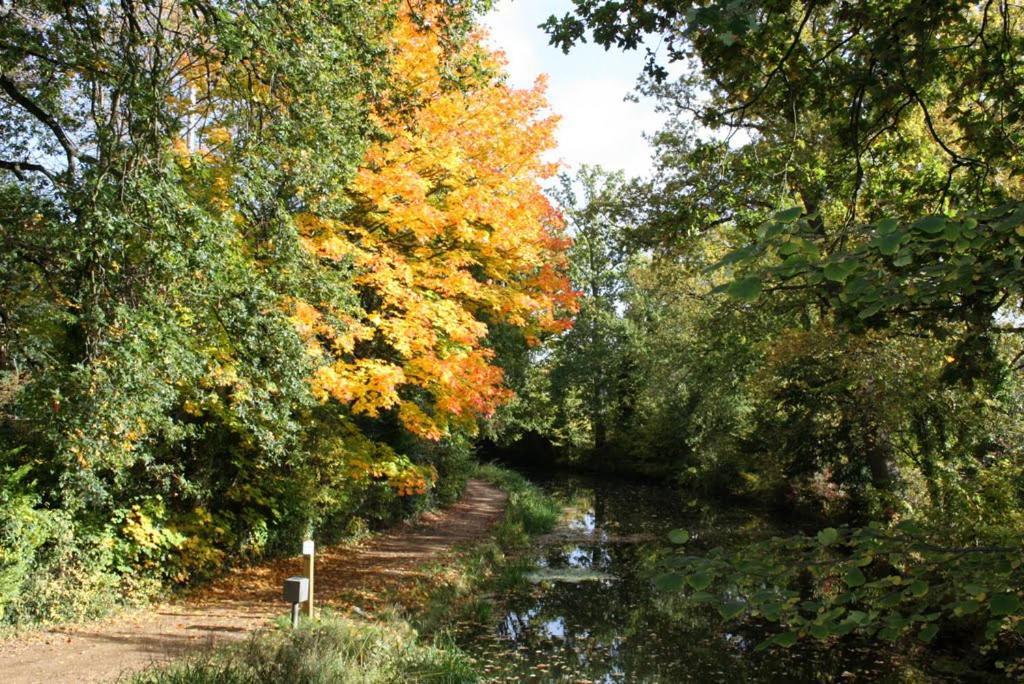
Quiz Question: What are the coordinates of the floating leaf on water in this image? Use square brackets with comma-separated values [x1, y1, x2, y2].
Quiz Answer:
[668, 529, 690, 544]
[816, 527, 839, 546]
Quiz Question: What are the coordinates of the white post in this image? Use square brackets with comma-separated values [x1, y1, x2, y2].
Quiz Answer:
[302, 539, 315, 619]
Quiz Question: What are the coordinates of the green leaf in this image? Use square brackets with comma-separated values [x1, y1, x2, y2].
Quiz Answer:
[985, 618, 1005, 640]
[844, 566, 866, 588]
[772, 630, 798, 647]
[816, 527, 839, 546]
[668, 529, 690, 544]
[918, 624, 939, 643]
[845, 610, 867, 625]
[913, 215, 947, 234]
[823, 262, 852, 283]
[990, 593, 1022, 617]
[809, 623, 832, 639]
[774, 206, 802, 222]
[878, 590, 903, 608]
[726, 276, 762, 302]
[842, 276, 871, 299]
[718, 599, 747, 620]
[857, 301, 884, 319]
[877, 625, 901, 642]
[761, 601, 784, 621]
[687, 571, 713, 591]
[711, 245, 756, 270]
[872, 231, 903, 255]
[908, 580, 929, 598]
[875, 217, 899, 233]
[953, 600, 982, 616]
[964, 584, 986, 598]
[777, 240, 801, 256]
[654, 572, 685, 592]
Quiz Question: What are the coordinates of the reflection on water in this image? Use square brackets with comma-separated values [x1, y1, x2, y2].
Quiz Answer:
[458, 473, 936, 683]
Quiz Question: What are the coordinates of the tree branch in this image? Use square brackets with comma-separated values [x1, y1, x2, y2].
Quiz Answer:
[722, 2, 816, 119]
[0, 73, 97, 176]
[0, 158, 58, 183]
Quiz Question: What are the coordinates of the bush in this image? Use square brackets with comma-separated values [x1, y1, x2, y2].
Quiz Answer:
[1, 461, 140, 626]
[0, 463, 51, 618]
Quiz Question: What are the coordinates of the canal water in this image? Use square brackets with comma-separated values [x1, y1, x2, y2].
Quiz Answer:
[455, 473, 952, 683]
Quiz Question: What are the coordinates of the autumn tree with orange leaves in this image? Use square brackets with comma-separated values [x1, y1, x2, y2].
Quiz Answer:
[294, 11, 574, 445]
[0, 0, 571, 619]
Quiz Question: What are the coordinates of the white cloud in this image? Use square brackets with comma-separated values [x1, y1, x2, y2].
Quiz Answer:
[481, 1, 543, 89]
[546, 79, 661, 178]
[481, 0, 665, 180]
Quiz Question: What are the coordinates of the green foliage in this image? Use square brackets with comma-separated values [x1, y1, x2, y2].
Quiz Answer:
[130, 612, 476, 684]
[0, 459, 52, 614]
[0, 453, 138, 625]
[714, 202, 1024, 361]
[474, 465, 559, 547]
[545, 166, 638, 459]
[525, 5, 1024, 676]
[656, 522, 1024, 666]
[0, 0, 501, 628]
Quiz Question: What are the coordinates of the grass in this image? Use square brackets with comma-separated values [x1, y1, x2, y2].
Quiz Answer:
[474, 463, 560, 546]
[406, 463, 560, 634]
[128, 464, 561, 683]
[128, 611, 475, 684]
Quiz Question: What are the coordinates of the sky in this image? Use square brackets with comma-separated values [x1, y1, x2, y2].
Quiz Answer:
[481, 0, 666, 180]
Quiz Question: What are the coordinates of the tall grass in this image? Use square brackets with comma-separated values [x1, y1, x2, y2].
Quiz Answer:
[474, 463, 559, 546]
[128, 612, 475, 684]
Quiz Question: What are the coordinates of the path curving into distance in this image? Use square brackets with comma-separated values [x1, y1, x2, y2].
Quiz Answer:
[0, 479, 508, 684]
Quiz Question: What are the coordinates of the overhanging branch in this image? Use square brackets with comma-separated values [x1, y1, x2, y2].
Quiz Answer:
[0, 73, 97, 176]
[0, 158, 58, 183]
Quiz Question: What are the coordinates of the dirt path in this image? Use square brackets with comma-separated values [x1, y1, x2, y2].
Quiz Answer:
[0, 479, 508, 684]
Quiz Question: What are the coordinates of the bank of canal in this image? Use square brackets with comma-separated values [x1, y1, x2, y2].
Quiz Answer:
[456, 473, 947, 683]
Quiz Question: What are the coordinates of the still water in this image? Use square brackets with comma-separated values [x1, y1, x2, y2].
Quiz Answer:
[456, 473, 957, 683]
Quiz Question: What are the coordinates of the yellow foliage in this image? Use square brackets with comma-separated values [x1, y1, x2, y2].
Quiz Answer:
[296, 8, 575, 440]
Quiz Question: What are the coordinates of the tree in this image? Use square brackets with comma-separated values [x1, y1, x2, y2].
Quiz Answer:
[295, 6, 574, 443]
[0, 0, 574, 622]
[543, 0, 1024, 658]
[545, 1, 1024, 343]
[547, 167, 634, 455]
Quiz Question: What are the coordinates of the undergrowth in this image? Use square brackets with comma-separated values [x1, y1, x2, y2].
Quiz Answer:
[128, 611, 474, 684]
[474, 463, 560, 546]
[129, 464, 561, 683]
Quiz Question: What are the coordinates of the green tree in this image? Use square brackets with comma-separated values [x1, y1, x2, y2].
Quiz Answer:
[548, 166, 636, 458]
[0, 0, 513, 624]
